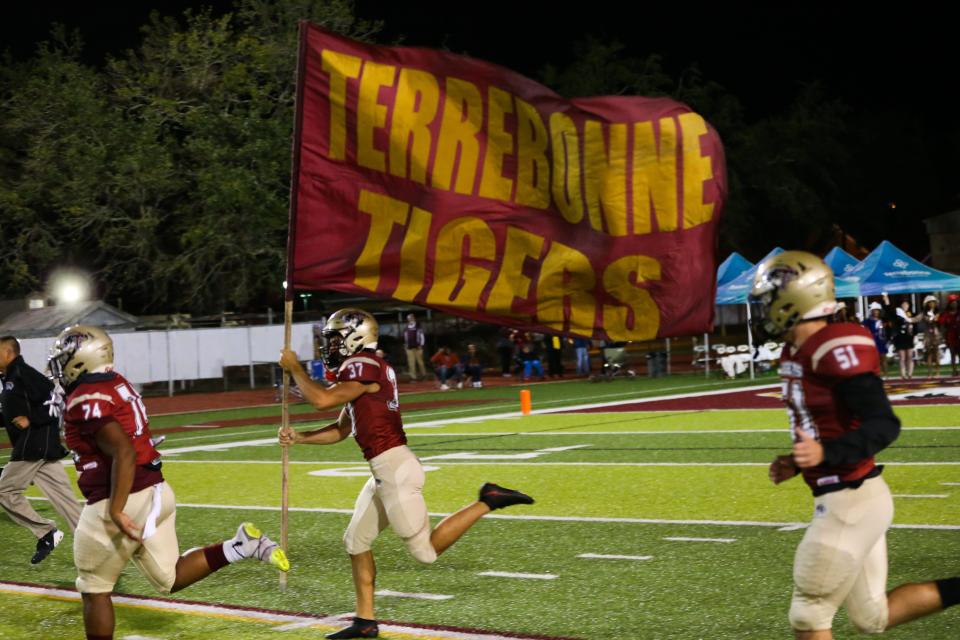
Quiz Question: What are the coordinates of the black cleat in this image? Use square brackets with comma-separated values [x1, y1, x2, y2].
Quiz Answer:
[326, 618, 379, 639]
[479, 483, 535, 511]
[31, 529, 64, 564]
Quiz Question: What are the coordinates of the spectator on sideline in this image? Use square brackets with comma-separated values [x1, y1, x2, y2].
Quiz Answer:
[520, 341, 545, 381]
[430, 346, 462, 390]
[573, 337, 591, 376]
[939, 296, 960, 376]
[403, 313, 427, 382]
[862, 302, 889, 377]
[495, 329, 514, 377]
[888, 294, 918, 380]
[462, 344, 484, 388]
[545, 334, 564, 378]
[920, 295, 941, 377]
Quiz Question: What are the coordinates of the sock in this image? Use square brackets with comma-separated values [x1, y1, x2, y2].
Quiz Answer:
[353, 617, 377, 627]
[204, 543, 231, 571]
[87, 634, 112, 640]
[936, 577, 960, 609]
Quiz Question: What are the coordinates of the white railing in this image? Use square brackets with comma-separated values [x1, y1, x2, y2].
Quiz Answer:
[17, 323, 316, 387]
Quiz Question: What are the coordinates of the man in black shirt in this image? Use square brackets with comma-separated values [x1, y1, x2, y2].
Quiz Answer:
[0, 335, 82, 563]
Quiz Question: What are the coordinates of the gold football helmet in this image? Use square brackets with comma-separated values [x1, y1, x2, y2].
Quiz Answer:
[750, 251, 838, 339]
[320, 309, 379, 369]
[48, 325, 114, 385]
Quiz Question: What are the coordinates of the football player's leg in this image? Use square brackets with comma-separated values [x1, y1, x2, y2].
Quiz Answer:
[885, 576, 960, 628]
[428, 482, 534, 556]
[328, 478, 387, 636]
[789, 483, 890, 635]
[372, 447, 437, 563]
[845, 533, 889, 633]
[131, 483, 179, 593]
[343, 477, 388, 613]
[74, 493, 143, 638]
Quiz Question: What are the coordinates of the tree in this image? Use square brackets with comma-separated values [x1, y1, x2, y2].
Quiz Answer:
[0, 0, 380, 314]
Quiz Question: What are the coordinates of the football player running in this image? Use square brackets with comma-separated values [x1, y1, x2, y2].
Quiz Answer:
[51, 326, 289, 640]
[751, 252, 959, 639]
[279, 309, 534, 639]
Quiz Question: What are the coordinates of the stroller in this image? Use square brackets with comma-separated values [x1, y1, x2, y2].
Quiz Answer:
[591, 345, 637, 382]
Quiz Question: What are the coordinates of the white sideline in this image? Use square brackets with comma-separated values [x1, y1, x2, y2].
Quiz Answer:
[0, 582, 540, 640]
[24, 496, 960, 530]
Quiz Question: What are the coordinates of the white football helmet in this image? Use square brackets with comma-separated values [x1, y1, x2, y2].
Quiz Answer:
[320, 309, 379, 369]
[48, 325, 114, 385]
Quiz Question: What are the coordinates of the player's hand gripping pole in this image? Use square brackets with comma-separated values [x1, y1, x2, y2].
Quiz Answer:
[279, 299, 292, 590]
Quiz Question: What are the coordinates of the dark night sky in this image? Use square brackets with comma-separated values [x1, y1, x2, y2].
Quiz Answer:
[3, 2, 956, 255]
[2, 2, 952, 117]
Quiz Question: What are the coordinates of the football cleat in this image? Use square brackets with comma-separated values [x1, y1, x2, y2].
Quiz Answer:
[31, 529, 64, 564]
[326, 617, 379, 639]
[479, 483, 535, 511]
[231, 522, 289, 572]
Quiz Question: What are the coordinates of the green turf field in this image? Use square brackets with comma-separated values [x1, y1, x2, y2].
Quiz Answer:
[1, 376, 958, 639]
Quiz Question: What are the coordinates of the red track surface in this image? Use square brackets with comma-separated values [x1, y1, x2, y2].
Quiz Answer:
[567, 378, 960, 413]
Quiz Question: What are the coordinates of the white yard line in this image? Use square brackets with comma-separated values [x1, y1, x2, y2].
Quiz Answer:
[663, 536, 736, 543]
[577, 553, 652, 561]
[478, 572, 557, 580]
[375, 590, 454, 601]
[154, 460, 960, 468]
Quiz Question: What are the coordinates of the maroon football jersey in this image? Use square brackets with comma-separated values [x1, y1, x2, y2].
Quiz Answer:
[779, 322, 881, 492]
[336, 351, 406, 460]
[63, 371, 163, 503]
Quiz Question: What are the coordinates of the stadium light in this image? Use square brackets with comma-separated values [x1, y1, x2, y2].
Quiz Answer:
[47, 269, 92, 307]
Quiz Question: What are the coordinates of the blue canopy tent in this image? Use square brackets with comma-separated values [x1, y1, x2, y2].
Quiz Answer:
[714, 248, 784, 379]
[717, 252, 753, 287]
[823, 246, 862, 306]
[715, 247, 784, 305]
[843, 240, 960, 295]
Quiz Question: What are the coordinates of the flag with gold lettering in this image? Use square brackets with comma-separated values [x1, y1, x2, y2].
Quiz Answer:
[288, 23, 726, 340]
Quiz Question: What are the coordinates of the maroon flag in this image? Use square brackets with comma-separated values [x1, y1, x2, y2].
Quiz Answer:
[288, 23, 726, 340]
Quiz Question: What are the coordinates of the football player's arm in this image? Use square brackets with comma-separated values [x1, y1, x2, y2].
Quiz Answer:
[279, 349, 377, 410]
[93, 421, 142, 541]
[822, 372, 901, 465]
[769, 454, 800, 484]
[280, 407, 351, 446]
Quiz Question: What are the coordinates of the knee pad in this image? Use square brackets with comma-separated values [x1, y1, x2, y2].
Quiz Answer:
[406, 537, 437, 565]
[794, 543, 857, 597]
[343, 527, 374, 556]
[789, 593, 836, 632]
[849, 597, 888, 634]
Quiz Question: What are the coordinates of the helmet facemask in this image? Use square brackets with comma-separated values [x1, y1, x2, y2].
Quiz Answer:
[750, 266, 799, 341]
[320, 329, 350, 370]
